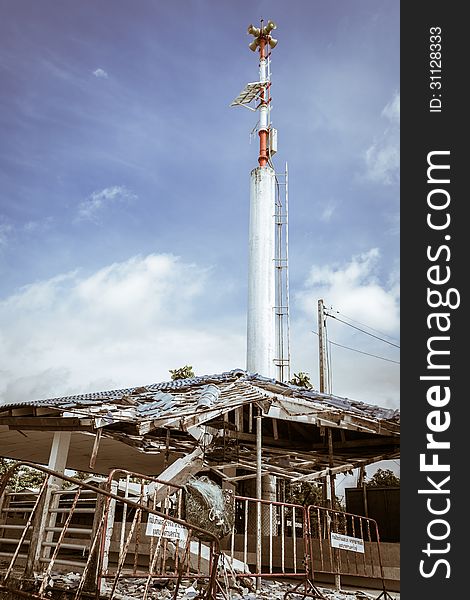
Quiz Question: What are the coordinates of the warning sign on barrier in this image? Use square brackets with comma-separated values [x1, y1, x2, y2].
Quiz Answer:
[330, 532, 365, 553]
[146, 515, 188, 541]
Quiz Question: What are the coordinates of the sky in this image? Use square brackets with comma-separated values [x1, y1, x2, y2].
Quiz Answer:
[0, 0, 400, 427]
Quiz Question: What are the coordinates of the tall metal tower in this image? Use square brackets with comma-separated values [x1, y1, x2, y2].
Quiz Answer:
[231, 24, 289, 575]
[231, 19, 290, 382]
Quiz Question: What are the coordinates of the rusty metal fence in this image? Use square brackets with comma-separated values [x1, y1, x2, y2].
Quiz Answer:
[1, 463, 395, 600]
[96, 468, 225, 598]
[306, 505, 394, 600]
[225, 495, 308, 580]
[0, 462, 222, 600]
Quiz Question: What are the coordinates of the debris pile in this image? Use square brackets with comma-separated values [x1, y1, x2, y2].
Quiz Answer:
[43, 573, 399, 600]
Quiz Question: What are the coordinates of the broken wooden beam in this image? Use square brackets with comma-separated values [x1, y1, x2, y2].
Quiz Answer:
[147, 446, 204, 503]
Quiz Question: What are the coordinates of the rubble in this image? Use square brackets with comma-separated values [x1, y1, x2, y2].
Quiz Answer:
[44, 573, 399, 600]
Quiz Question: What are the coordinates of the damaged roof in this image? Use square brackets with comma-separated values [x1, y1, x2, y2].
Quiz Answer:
[0, 369, 399, 480]
[0, 368, 399, 424]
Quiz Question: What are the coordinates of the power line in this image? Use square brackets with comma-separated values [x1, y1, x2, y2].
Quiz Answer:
[328, 339, 400, 364]
[328, 307, 400, 343]
[325, 313, 400, 349]
[311, 331, 400, 364]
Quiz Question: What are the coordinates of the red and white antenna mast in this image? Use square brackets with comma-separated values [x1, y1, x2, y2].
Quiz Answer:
[231, 20, 280, 379]
[232, 23, 289, 563]
[248, 20, 277, 166]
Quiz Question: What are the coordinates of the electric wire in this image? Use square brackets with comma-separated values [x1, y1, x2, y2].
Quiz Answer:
[327, 306, 399, 340]
[311, 331, 400, 364]
[325, 313, 400, 349]
[327, 308, 400, 344]
[328, 339, 400, 364]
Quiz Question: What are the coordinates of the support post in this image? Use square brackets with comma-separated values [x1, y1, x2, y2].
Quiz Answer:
[83, 482, 107, 592]
[47, 431, 72, 474]
[321, 478, 328, 508]
[100, 481, 118, 590]
[256, 412, 262, 590]
[327, 427, 340, 591]
[362, 483, 369, 518]
[357, 465, 366, 488]
[327, 428, 336, 508]
[235, 407, 244, 434]
[25, 431, 71, 574]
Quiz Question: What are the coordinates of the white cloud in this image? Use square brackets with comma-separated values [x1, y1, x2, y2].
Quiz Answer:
[0, 248, 399, 411]
[382, 91, 400, 123]
[365, 142, 399, 185]
[320, 202, 336, 223]
[300, 248, 399, 332]
[23, 217, 54, 234]
[0, 254, 245, 404]
[92, 68, 108, 79]
[292, 249, 400, 408]
[0, 220, 12, 247]
[77, 186, 137, 222]
[364, 91, 400, 185]
[385, 211, 400, 236]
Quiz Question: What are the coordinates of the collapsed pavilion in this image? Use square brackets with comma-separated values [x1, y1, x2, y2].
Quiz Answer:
[0, 368, 399, 489]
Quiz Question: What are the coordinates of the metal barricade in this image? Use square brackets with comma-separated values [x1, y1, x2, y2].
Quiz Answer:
[225, 497, 330, 600]
[226, 495, 308, 580]
[1, 463, 396, 599]
[0, 462, 222, 600]
[306, 505, 394, 600]
[97, 469, 224, 599]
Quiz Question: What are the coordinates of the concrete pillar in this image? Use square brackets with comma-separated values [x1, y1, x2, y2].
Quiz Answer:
[47, 431, 72, 474]
[31, 432, 71, 569]
[246, 475, 276, 533]
[261, 473, 277, 534]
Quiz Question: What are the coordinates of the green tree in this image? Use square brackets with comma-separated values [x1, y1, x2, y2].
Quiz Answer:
[366, 468, 400, 488]
[0, 459, 46, 491]
[0, 460, 102, 491]
[286, 481, 344, 511]
[286, 482, 323, 506]
[169, 365, 195, 380]
[289, 372, 313, 388]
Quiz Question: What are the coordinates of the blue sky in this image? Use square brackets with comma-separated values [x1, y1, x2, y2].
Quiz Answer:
[0, 0, 399, 412]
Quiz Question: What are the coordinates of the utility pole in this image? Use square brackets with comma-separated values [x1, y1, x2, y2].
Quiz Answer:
[318, 299, 327, 393]
[318, 299, 340, 590]
[318, 300, 336, 504]
[318, 299, 329, 507]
